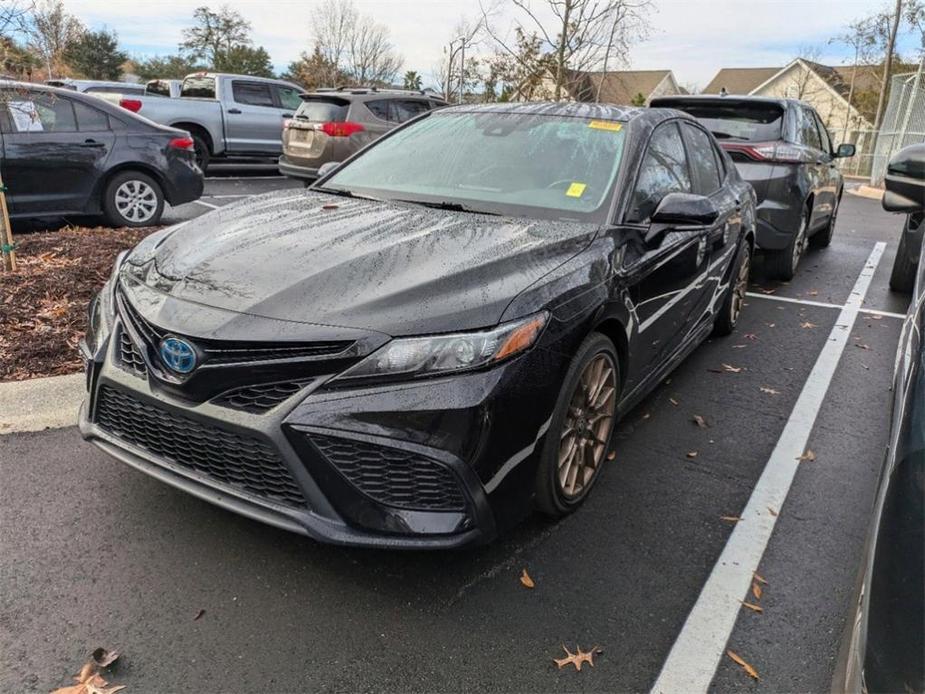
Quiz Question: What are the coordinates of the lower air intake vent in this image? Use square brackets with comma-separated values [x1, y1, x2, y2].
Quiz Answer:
[95, 386, 306, 508]
[116, 329, 147, 377]
[213, 380, 313, 414]
[308, 435, 466, 512]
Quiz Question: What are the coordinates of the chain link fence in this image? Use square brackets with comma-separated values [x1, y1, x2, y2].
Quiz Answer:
[869, 70, 925, 185]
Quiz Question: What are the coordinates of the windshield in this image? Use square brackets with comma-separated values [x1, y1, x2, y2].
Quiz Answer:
[323, 111, 627, 222]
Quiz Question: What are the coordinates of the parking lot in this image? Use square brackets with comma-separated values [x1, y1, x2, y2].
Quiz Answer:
[0, 171, 909, 692]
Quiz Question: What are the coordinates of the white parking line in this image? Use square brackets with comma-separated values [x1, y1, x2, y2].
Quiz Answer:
[204, 175, 283, 181]
[746, 291, 906, 319]
[193, 200, 220, 210]
[652, 242, 887, 694]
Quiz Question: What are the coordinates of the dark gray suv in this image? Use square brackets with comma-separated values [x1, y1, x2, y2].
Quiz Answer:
[651, 95, 855, 279]
[278, 88, 446, 182]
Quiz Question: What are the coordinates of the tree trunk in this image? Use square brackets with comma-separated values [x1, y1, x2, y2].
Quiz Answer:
[554, 0, 573, 101]
[874, 0, 903, 130]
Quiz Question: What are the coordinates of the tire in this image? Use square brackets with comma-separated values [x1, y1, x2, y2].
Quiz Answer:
[535, 333, 620, 517]
[103, 171, 165, 228]
[766, 205, 809, 280]
[713, 240, 752, 336]
[889, 221, 918, 294]
[810, 192, 840, 249]
[191, 134, 210, 173]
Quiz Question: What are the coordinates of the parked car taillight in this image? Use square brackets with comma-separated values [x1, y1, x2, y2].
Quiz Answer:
[168, 137, 195, 151]
[720, 142, 809, 164]
[119, 98, 143, 113]
[319, 121, 365, 137]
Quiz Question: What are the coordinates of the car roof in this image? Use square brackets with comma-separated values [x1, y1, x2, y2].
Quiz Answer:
[304, 88, 444, 102]
[434, 101, 651, 122]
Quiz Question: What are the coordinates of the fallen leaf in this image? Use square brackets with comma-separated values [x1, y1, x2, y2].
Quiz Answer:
[753, 573, 768, 585]
[193, 609, 205, 621]
[856, 343, 871, 350]
[767, 506, 778, 516]
[870, 314, 883, 320]
[606, 451, 617, 461]
[759, 386, 780, 395]
[767, 323, 776, 328]
[740, 601, 764, 613]
[91, 648, 119, 668]
[553, 644, 597, 672]
[669, 397, 679, 406]
[722, 363, 742, 373]
[797, 449, 816, 462]
[807, 290, 819, 296]
[51, 659, 126, 694]
[800, 321, 818, 329]
[692, 414, 709, 429]
[687, 451, 698, 459]
[727, 650, 760, 680]
[641, 413, 651, 420]
[752, 582, 763, 600]
[732, 344, 747, 348]
[720, 515, 743, 522]
[744, 333, 758, 341]
[520, 569, 535, 589]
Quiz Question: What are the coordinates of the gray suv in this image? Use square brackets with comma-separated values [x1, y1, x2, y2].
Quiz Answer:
[278, 88, 446, 181]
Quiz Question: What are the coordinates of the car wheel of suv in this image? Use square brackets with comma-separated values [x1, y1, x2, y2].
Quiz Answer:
[535, 333, 619, 517]
[889, 218, 918, 293]
[713, 241, 751, 336]
[103, 171, 165, 228]
[191, 135, 210, 173]
[767, 206, 809, 280]
[810, 192, 840, 249]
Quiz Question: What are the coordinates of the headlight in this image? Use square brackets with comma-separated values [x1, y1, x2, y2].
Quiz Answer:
[86, 251, 127, 355]
[335, 312, 549, 383]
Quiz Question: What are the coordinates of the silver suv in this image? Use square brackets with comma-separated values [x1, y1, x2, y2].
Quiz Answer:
[278, 88, 446, 181]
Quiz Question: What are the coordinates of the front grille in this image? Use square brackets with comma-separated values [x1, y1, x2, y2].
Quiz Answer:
[116, 328, 147, 377]
[213, 380, 313, 414]
[95, 386, 306, 508]
[117, 288, 353, 365]
[309, 435, 466, 512]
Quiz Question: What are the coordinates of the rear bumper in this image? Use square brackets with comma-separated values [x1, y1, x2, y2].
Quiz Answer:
[163, 158, 205, 205]
[79, 327, 564, 548]
[278, 155, 320, 181]
[738, 162, 804, 252]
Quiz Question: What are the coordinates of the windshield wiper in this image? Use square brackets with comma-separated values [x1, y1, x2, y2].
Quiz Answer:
[393, 199, 501, 216]
[314, 187, 379, 201]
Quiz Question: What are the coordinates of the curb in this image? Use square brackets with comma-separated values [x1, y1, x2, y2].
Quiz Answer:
[0, 372, 84, 434]
[846, 185, 884, 201]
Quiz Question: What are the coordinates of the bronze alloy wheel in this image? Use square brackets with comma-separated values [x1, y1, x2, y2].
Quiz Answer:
[730, 247, 750, 325]
[557, 353, 617, 499]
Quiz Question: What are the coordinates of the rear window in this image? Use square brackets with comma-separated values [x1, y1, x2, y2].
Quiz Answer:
[294, 96, 349, 123]
[180, 75, 215, 99]
[146, 80, 171, 97]
[664, 102, 784, 142]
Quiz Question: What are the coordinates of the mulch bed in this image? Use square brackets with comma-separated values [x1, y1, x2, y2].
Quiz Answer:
[0, 226, 159, 382]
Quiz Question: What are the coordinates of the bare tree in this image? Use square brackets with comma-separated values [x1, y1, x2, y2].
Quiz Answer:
[482, 0, 652, 101]
[874, 0, 904, 128]
[832, 18, 879, 138]
[29, 0, 84, 77]
[310, 0, 402, 87]
[0, 0, 34, 38]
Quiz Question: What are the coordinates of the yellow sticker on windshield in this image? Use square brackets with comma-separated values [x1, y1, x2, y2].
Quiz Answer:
[566, 182, 587, 198]
[589, 120, 622, 132]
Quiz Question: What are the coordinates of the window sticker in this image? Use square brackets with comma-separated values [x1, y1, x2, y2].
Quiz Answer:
[8, 101, 42, 132]
[566, 182, 587, 198]
[588, 120, 622, 132]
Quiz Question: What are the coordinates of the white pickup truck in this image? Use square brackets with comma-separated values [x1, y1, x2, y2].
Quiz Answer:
[107, 72, 304, 171]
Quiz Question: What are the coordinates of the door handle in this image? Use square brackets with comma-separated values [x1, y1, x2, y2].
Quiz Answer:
[81, 139, 105, 148]
[227, 108, 242, 114]
[282, 113, 293, 118]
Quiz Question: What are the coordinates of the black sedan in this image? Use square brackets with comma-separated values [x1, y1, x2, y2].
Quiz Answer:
[78, 102, 756, 548]
[0, 81, 203, 227]
[837, 144, 924, 693]
[651, 95, 855, 280]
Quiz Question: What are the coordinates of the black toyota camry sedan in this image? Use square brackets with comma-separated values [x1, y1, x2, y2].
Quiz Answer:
[79, 103, 756, 548]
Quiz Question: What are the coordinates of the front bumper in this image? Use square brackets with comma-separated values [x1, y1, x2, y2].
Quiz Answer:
[79, 323, 563, 548]
[278, 155, 320, 181]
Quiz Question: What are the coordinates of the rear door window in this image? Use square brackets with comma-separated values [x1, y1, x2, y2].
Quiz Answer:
[391, 99, 430, 123]
[295, 96, 349, 123]
[6, 92, 78, 133]
[629, 122, 691, 222]
[365, 99, 391, 121]
[663, 102, 784, 142]
[798, 107, 822, 150]
[683, 123, 723, 194]
[180, 75, 216, 98]
[812, 111, 833, 154]
[275, 85, 303, 111]
[232, 81, 275, 107]
[146, 80, 172, 97]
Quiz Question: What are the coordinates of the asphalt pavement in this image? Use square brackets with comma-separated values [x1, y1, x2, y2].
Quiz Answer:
[0, 180, 910, 693]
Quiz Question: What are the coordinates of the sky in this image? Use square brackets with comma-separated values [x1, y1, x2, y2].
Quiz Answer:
[67, 0, 920, 90]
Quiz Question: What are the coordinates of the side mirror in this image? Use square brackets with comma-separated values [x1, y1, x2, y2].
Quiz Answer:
[317, 161, 341, 179]
[882, 143, 925, 214]
[650, 192, 720, 226]
[835, 143, 856, 158]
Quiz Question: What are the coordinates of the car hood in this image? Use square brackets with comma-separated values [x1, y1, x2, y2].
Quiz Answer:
[126, 190, 599, 336]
